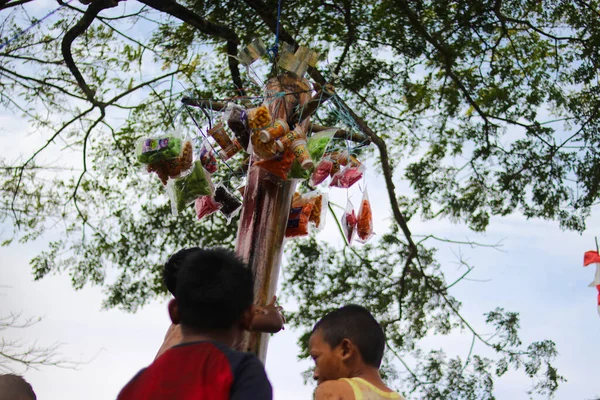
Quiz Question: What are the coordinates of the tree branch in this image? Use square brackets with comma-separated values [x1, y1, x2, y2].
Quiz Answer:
[61, 0, 121, 106]
[0, 0, 33, 11]
[137, 0, 244, 96]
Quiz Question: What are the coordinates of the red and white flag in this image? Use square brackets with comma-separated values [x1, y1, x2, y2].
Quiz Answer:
[583, 251, 600, 316]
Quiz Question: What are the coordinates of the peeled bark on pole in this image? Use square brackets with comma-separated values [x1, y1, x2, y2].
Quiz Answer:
[235, 73, 311, 363]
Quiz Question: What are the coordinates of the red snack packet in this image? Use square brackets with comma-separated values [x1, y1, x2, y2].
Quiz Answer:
[341, 199, 357, 244]
[195, 196, 222, 221]
[330, 165, 365, 189]
[310, 159, 334, 186]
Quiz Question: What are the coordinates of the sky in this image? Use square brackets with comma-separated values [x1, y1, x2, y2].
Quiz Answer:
[2, 1, 600, 400]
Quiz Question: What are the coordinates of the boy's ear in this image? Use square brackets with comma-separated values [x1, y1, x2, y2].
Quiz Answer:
[339, 338, 354, 361]
[168, 299, 181, 325]
[240, 306, 254, 331]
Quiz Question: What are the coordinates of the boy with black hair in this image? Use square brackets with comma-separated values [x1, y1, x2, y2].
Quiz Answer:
[0, 374, 36, 400]
[309, 305, 406, 400]
[155, 247, 284, 358]
[118, 248, 275, 400]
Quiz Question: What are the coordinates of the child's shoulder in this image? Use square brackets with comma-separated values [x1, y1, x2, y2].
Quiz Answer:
[314, 379, 355, 400]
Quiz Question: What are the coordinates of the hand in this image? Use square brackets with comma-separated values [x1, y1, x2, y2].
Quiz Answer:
[251, 296, 285, 333]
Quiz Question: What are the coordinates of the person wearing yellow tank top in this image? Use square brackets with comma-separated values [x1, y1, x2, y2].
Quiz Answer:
[309, 305, 406, 400]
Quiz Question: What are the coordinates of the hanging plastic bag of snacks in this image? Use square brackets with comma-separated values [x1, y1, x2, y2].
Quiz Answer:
[309, 158, 334, 186]
[330, 164, 365, 189]
[214, 185, 242, 223]
[308, 192, 328, 230]
[341, 199, 357, 245]
[255, 149, 295, 179]
[356, 189, 374, 243]
[285, 194, 314, 238]
[198, 140, 218, 174]
[167, 161, 213, 215]
[308, 130, 336, 160]
[223, 102, 251, 151]
[145, 140, 194, 185]
[136, 133, 183, 165]
[208, 123, 242, 161]
[195, 195, 222, 221]
[247, 104, 272, 131]
[326, 149, 361, 178]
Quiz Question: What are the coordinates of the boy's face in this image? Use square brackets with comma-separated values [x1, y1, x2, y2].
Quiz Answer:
[308, 329, 349, 384]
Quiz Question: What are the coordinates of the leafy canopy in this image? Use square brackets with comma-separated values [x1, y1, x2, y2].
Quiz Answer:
[2, 0, 599, 397]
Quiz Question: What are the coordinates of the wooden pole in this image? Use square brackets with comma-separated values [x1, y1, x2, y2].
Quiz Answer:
[235, 167, 296, 361]
[234, 73, 311, 363]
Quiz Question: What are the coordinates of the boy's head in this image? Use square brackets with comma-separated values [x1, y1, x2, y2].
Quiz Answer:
[168, 248, 254, 334]
[0, 374, 36, 400]
[163, 247, 202, 296]
[308, 305, 385, 384]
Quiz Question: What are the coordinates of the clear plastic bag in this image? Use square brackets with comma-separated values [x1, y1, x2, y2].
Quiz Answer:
[195, 195, 222, 220]
[145, 140, 194, 185]
[208, 123, 242, 161]
[356, 189, 374, 243]
[285, 194, 314, 238]
[330, 164, 365, 189]
[223, 102, 251, 151]
[247, 105, 272, 131]
[255, 149, 295, 179]
[308, 192, 328, 230]
[310, 159, 334, 186]
[341, 199, 357, 245]
[198, 140, 218, 174]
[136, 133, 183, 164]
[167, 161, 213, 215]
[214, 185, 242, 223]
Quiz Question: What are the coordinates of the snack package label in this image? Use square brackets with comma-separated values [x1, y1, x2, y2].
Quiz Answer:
[287, 207, 302, 228]
[142, 138, 169, 154]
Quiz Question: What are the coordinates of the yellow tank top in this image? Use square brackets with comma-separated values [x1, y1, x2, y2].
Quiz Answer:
[340, 377, 406, 400]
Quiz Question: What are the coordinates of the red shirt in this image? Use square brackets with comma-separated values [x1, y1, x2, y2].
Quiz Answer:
[117, 341, 272, 400]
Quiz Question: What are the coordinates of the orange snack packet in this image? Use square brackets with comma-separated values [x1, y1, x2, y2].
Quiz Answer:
[356, 190, 374, 243]
[255, 149, 294, 179]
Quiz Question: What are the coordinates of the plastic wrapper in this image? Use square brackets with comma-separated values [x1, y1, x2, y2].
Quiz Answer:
[198, 140, 218, 174]
[341, 200, 357, 245]
[214, 185, 242, 222]
[208, 123, 242, 160]
[251, 133, 279, 159]
[326, 150, 361, 178]
[285, 195, 314, 238]
[330, 164, 365, 189]
[136, 134, 183, 164]
[167, 161, 212, 215]
[195, 195, 222, 220]
[308, 192, 328, 230]
[308, 130, 336, 161]
[356, 190, 374, 243]
[223, 102, 251, 150]
[259, 119, 289, 143]
[255, 149, 294, 179]
[310, 159, 334, 186]
[247, 105, 272, 131]
[275, 125, 307, 152]
[147, 140, 194, 185]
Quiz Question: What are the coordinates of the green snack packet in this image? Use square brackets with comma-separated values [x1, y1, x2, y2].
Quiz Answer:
[169, 161, 212, 214]
[308, 130, 335, 160]
[136, 135, 182, 164]
[288, 130, 335, 180]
